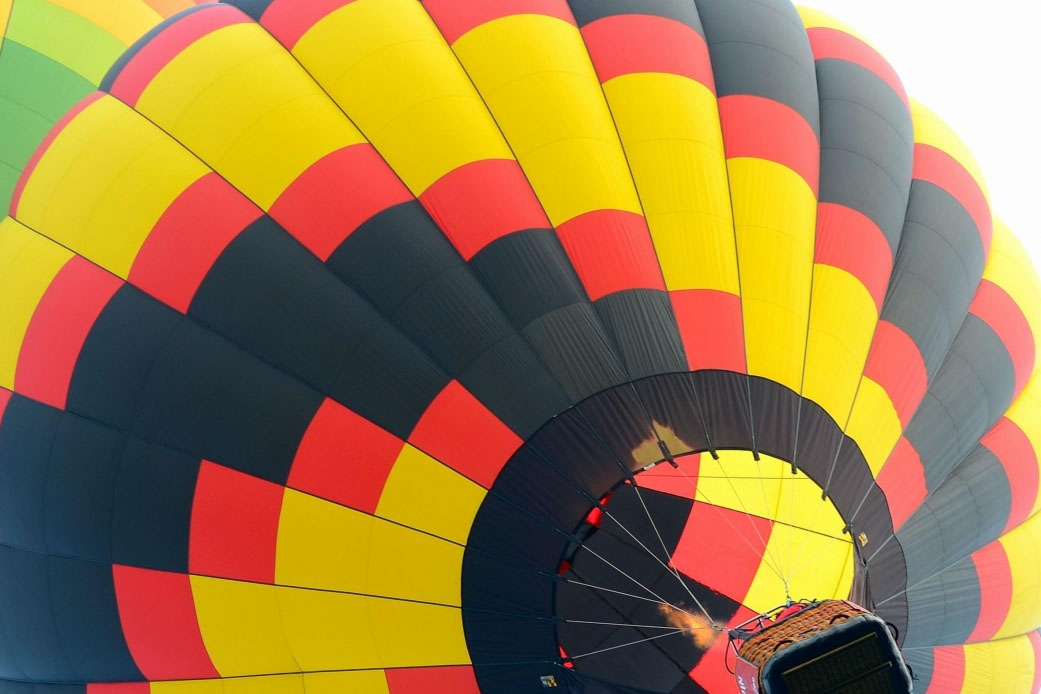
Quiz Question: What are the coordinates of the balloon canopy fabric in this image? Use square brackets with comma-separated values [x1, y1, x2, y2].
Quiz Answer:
[0, 0, 1039, 692]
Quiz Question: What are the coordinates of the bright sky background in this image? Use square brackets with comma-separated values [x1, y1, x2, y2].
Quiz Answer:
[797, 0, 1041, 269]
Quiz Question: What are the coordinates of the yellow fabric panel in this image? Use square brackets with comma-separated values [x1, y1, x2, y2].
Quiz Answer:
[802, 265, 879, 425]
[16, 95, 206, 277]
[743, 526, 851, 615]
[832, 543, 856, 599]
[985, 220, 1041, 354]
[368, 517, 463, 606]
[190, 575, 298, 677]
[0, 1, 11, 40]
[375, 445, 485, 545]
[136, 22, 363, 209]
[845, 377, 902, 476]
[47, 0, 162, 44]
[602, 73, 737, 293]
[304, 671, 389, 694]
[694, 450, 782, 521]
[151, 680, 224, 694]
[277, 587, 381, 671]
[0, 217, 71, 388]
[452, 14, 641, 225]
[1005, 375, 1041, 517]
[996, 514, 1041, 639]
[292, 0, 512, 195]
[729, 158, 816, 391]
[911, 99, 989, 200]
[222, 675, 304, 694]
[962, 636, 1037, 693]
[368, 596, 470, 668]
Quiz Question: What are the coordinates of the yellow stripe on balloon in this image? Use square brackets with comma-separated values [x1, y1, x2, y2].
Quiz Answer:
[452, 14, 641, 225]
[961, 635, 1037, 693]
[845, 376, 903, 476]
[602, 72, 738, 294]
[291, 0, 512, 195]
[986, 221, 1041, 360]
[995, 514, 1041, 639]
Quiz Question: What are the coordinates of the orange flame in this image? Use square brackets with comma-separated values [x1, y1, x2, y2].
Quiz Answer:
[658, 604, 721, 649]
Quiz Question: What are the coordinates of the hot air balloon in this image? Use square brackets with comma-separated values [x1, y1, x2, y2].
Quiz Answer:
[0, 0, 1039, 692]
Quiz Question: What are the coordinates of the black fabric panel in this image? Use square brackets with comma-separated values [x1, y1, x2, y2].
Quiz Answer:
[903, 556, 980, 647]
[330, 321, 450, 439]
[869, 538, 909, 644]
[67, 286, 181, 430]
[190, 217, 383, 392]
[466, 492, 572, 576]
[47, 556, 141, 681]
[522, 303, 629, 402]
[461, 551, 558, 616]
[43, 416, 123, 563]
[0, 622, 24, 682]
[631, 374, 711, 456]
[567, 0, 705, 35]
[881, 181, 985, 377]
[576, 385, 665, 471]
[748, 376, 801, 465]
[0, 546, 78, 681]
[902, 648, 934, 694]
[492, 447, 598, 534]
[593, 290, 688, 381]
[905, 316, 1015, 490]
[0, 684, 85, 694]
[694, 0, 819, 133]
[0, 396, 59, 553]
[686, 371, 753, 450]
[99, 5, 210, 92]
[793, 396, 845, 487]
[897, 446, 1010, 589]
[471, 663, 571, 694]
[815, 59, 913, 251]
[223, 0, 276, 22]
[111, 437, 200, 573]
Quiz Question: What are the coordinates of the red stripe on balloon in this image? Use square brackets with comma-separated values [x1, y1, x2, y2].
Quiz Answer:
[260, 0, 356, 49]
[424, 0, 575, 44]
[967, 542, 1013, 643]
[671, 502, 772, 600]
[189, 461, 283, 583]
[0, 389, 10, 424]
[719, 94, 820, 195]
[270, 144, 412, 261]
[130, 173, 262, 313]
[109, 5, 248, 106]
[112, 564, 219, 680]
[969, 280, 1035, 398]
[670, 289, 746, 373]
[15, 257, 121, 409]
[814, 202, 893, 312]
[581, 14, 714, 88]
[980, 417, 1039, 533]
[913, 144, 992, 256]
[806, 27, 909, 110]
[862, 320, 928, 427]
[556, 209, 666, 300]
[288, 398, 403, 514]
[419, 159, 551, 260]
[637, 453, 701, 500]
[925, 645, 965, 694]
[875, 436, 926, 530]
[408, 380, 523, 489]
[385, 665, 481, 694]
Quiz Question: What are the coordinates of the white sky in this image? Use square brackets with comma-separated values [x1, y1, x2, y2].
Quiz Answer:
[797, 0, 1041, 267]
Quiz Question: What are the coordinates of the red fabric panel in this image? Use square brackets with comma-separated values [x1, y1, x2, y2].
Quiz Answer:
[288, 398, 402, 514]
[806, 28, 909, 110]
[689, 606, 757, 692]
[112, 564, 218, 680]
[913, 144, 992, 255]
[968, 543, 1013, 643]
[129, 172, 262, 312]
[556, 209, 666, 300]
[10, 91, 104, 216]
[424, 0, 575, 44]
[0, 389, 10, 423]
[581, 14, 714, 88]
[261, 0, 356, 49]
[719, 94, 820, 195]
[969, 280, 1035, 398]
[419, 159, 551, 260]
[672, 501, 772, 601]
[108, 5, 249, 106]
[270, 143, 412, 261]
[189, 461, 284, 583]
[1030, 631, 1041, 694]
[408, 380, 523, 488]
[926, 645, 965, 694]
[875, 436, 926, 530]
[15, 256, 121, 409]
[862, 320, 927, 427]
[670, 289, 746, 373]
[385, 665, 481, 694]
[980, 417, 1039, 533]
[87, 684, 150, 694]
[637, 453, 701, 500]
[814, 202, 893, 311]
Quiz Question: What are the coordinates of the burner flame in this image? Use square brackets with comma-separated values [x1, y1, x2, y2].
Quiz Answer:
[657, 604, 721, 649]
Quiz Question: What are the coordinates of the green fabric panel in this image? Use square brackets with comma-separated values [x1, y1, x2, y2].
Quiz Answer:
[0, 40, 93, 118]
[5, 0, 126, 84]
